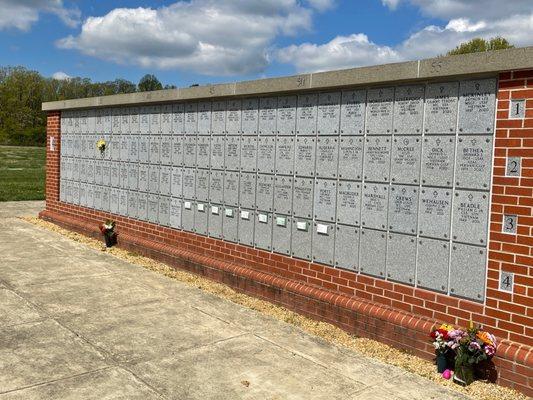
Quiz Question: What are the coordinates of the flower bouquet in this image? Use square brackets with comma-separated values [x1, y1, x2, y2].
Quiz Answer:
[96, 138, 106, 155]
[430, 324, 455, 373]
[450, 323, 497, 386]
[99, 219, 117, 248]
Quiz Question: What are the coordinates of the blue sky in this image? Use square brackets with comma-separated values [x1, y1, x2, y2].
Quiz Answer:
[1, 0, 532, 87]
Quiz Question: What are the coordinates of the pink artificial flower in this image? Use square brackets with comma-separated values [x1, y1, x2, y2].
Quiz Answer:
[485, 345, 496, 356]
[469, 342, 481, 351]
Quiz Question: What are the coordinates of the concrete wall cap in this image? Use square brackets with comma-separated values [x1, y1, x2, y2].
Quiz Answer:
[42, 46, 533, 111]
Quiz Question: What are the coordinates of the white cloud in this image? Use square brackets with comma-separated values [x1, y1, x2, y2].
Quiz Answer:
[381, 0, 401, 10]
[0, 0, 80, 31]
[57, 0, 313, 76]
[278, 1, 533, 73]
[306, 0, 336, 12]
[278, 34, 401, 72]
[52, 71, 71, 80]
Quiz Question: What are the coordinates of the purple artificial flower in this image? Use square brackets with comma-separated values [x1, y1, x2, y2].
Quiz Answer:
[485, 345, 496, 356]
[469, 341, 481, 351]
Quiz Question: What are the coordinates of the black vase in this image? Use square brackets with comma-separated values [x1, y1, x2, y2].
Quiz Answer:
[436, 352, 449, 373]
[104, 233, 116, 247]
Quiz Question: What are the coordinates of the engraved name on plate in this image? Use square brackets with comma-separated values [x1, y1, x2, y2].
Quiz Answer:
[259, 97, 277, 135]
[340, 90, 366, 136]
[277, 96, 297, 135]
[421, 136, 455, 187]
[458, 78, 496, 134]
[455, 136, 493, 190]
[242, 98, 259, 134]
[391, 137, 421, 184]
[296, 93, 317, 135]
[393, 85, 424, 135]
[366, 87, 394, 134]
[388, 185, 418, 234]
[363, 136, 391, 182]
[361, 183, 389, 230]
[424, 82, 458, 134]
[317, 92, 340, 135]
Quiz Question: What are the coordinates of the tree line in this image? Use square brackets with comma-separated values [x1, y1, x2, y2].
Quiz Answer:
[0, 69, 175, 146]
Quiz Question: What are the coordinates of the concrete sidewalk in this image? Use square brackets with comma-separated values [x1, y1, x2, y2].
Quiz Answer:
[0, 201, 467, 399]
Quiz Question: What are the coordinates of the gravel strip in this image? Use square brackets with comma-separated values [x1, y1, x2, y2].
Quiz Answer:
[22, 216, 529, 400]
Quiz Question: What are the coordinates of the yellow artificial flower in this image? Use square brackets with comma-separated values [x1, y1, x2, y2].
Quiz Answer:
[476, 331, 494, 346]
[96, 139, 106, 152]
[439, 323, 454, 331]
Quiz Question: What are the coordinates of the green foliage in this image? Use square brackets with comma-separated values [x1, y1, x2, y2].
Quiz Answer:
[0, 66, 173, 146]
[138, 74, 163, 92]
[447, 37, 514, 56]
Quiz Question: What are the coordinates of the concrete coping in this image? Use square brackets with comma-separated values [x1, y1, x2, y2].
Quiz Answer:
[42, 46, 533, 111]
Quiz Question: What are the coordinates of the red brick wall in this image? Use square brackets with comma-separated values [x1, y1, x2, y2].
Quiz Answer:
[45, 111, 61, 209]
[41, 71, 533, 395]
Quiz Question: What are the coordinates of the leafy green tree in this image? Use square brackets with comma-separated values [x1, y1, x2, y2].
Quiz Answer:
[138, 74, 163, 92]
[447, 37, 514, 56]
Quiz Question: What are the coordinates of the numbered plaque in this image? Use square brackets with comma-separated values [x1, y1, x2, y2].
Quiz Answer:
[211, 100, 226, 135]
[317, 92, 340, 135]
[417, 238, 449, 293]
[425, 82, 458, 134]
[312, 221, 335, 265]
[210, 136, 225, 170]
[452, 190, 489, 245]
[225, 136, 241, 171]
[314, 179, 336, 222]
[195, 169, 209, 201]
[237, 208, 254, 246]
[360, 229, 386, 277]
[450, 244, 486, 301]
[393, 85, 424, 135]
[388, 185, 418, 234]
[259, 97, 277, 135]
[296, 93, 317, 135]
[239, 172, 256, 209]
[421, 136, 455, 187]
[226, 99, 242, 134]
[294, 137, 316, 177]
[257, 136, 276, 173]
[338, 137, 364, 181]
[336, 180, 361, 226]
[196, 136, 210, 169]
[197, 101, 212, 135]
[242, 98, 259, 134]
[275, 137, 295, 175]
[169, 197, 182, 229]
[386, 233, 416, 285]
[418, 188, 451, 239]
[209, 170, 224, 204]
[363, 136, 391, 182]
[291, 218, 312, 261]
[240, 136, 257, 172]
[182, 167, 195, 199]
[334, 225, 359, 271]
[272, 214, 292, 255]
[361, 183, 389, 230]
[391, 136, 421, 184]
[159, 166, 172, 196]
[315, 137, 338, 178]
[366, 87, 394, 134]
[274, 176, 293, 215]
[455, 136, 493, 190]
[458, 78, 496, 134]
[277, 96, 297, 135]
[256, 174, 274, 212]
[223, 171, 239, 206]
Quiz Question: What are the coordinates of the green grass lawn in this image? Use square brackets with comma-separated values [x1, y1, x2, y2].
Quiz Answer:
[0, 145, 46, 201]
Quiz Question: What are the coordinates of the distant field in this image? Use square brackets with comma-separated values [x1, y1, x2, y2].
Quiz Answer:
[0, 146, 46, 201]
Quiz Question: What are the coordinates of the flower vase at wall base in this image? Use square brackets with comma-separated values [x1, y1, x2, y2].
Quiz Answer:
[104, 233, 116, 248]
[453, 364, 475, 386]
[436, 352, 449, 373]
